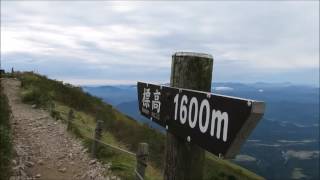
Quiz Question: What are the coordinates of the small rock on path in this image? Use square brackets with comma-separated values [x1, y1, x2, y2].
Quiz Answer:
[2, 78, 110, 180]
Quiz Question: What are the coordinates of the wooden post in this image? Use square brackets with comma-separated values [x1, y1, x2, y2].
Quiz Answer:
[136, 143, 149, 180]
[49, 102, 55, 117]
[92, 120, 103, 158]
[67, 109, 74, 131]
[164, 52, 213, 180]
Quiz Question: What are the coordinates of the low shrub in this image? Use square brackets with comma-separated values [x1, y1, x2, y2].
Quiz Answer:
[21, 86, 52, 107]
[0, 82, 13, 180]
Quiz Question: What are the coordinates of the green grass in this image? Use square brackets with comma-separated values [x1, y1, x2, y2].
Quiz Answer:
[204, 153, 264, 180]
[0, 79, 13, 180]
[54, 103, 162, 180]
[15, 71, 264, 180]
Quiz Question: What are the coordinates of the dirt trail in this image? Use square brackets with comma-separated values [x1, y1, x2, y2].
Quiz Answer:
[2, 78, 111, 180]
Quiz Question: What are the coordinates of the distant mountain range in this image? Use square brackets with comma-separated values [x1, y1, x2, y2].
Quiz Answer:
[83, 82, 319, 125]
[83, 82, 319, 180]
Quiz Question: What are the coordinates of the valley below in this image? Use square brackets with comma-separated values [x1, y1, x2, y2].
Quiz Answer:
[84, 82, 319, 180]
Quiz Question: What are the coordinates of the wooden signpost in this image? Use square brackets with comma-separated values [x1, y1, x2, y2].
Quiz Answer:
[137, 52, 265, 179]
[137, 81, 264, 158]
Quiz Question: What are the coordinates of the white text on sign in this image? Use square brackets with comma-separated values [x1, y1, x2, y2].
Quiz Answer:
[173, 94, 229, 142]
[142, 88, 161, 120]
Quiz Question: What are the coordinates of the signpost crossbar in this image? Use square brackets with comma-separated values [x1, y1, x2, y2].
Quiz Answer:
[137, 81, 265, 158]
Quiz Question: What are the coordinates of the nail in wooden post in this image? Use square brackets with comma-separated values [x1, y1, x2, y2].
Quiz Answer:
[92, 120, 103, 158]
[136, 143, 148, 180]
[67, 109, 74, 131]
[164, 52, 213, 180]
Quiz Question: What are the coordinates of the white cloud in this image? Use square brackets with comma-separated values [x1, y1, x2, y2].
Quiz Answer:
[234, 154, 256, 162]
[1, 1, 319, 84]
[61, 78, 137, 86]
[291, 168, 308, 180]
[284, 150, 319, 160]
[254, 143, 281, 147]
[278, 139, 317, 144]
[214, 87, 234, 91]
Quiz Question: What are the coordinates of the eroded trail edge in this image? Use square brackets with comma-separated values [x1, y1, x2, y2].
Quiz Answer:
[2, 78, 109, 180]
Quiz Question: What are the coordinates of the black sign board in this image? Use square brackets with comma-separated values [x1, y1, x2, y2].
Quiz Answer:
[137, 82, 265, 158]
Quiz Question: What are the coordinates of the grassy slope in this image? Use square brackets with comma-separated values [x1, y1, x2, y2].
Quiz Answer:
[204, 153, 263, 180]
[55, 103, 162, 179]
[0, 78, 13, 180]
[15, 72, 264, 180]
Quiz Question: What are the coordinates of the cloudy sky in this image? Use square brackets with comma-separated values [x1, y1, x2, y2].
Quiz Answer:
[1, 1, 319, 85]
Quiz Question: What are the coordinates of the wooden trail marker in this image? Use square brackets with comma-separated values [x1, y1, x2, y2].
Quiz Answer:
[136, 143, 149, 180]
[92, 120, 103, 158]
[137, 52, 265, 179]
[67, 109, 74, 131]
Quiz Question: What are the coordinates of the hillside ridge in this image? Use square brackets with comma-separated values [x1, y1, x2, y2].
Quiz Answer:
[2, 72, 264, 180]
[2, 78, 110, 180]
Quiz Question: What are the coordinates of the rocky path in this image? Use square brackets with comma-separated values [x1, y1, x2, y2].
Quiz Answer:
[2, 78, 110, 180]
